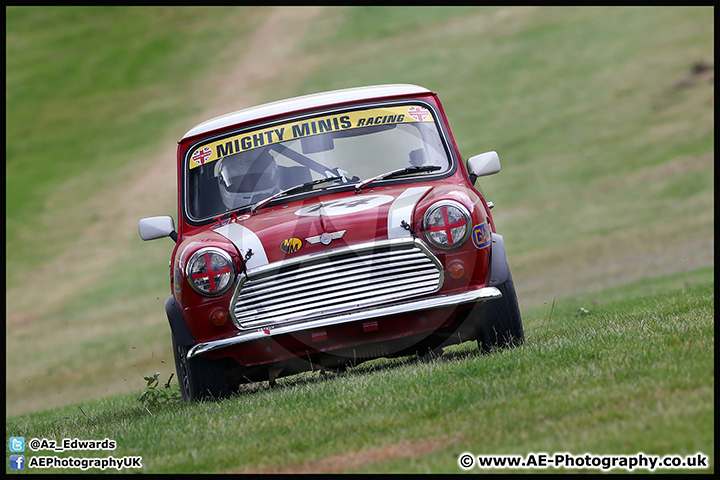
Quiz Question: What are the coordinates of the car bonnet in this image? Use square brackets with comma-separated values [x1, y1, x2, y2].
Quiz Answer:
[208, 184, 434, 270]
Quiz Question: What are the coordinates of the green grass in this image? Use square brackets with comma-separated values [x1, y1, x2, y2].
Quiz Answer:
[5, 6, 267, 287]
[5, 5, 714, 473]
[6, 276, 714, 473]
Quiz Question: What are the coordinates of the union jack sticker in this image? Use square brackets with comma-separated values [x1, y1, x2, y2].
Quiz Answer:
[191, 146, 212, 166]
[408, 106, 431, 122]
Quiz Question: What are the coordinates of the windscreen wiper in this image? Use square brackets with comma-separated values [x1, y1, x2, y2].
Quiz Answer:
[250, 175, 343, 215]
[354, 165, 442, 193]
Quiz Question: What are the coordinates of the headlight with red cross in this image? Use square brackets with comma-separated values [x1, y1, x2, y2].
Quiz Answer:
[422, 200, 473, 250]
[185, 247, 236, 296]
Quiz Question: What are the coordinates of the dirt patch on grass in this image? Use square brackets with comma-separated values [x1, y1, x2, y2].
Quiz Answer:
[672, 60, 714, 90]
[243, 437, 457, 474]
[624, 151, 713, 185]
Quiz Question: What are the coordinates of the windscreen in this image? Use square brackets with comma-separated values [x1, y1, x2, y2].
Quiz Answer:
[185, 103, 452, 221]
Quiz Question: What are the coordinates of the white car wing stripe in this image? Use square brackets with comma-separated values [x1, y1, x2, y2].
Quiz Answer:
[213, 223, 269, 270]
[387, 186, 431, 239]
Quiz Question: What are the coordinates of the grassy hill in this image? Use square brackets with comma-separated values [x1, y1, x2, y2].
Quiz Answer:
[5, 6, 713, 473]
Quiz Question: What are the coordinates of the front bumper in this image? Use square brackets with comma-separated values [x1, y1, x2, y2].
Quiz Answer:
[187, 285, 501, 359]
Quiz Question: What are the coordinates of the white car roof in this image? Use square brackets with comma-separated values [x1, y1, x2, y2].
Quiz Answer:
[182, 84, 432, 140]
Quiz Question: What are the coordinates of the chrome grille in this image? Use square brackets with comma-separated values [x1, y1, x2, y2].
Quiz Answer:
[231, 239, 443, 329]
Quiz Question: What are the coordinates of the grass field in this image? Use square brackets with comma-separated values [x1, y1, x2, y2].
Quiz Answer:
[5, 6, 714, 473]
[5, 274, 714, 473]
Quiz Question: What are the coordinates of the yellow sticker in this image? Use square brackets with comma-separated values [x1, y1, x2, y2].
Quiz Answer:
[472, 222, 492, 249]
[188, 105, 434, 169]
[280, 237, 303, 254]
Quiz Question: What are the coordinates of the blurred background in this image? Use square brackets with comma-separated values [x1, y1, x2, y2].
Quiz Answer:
[6, 6, 713, 416]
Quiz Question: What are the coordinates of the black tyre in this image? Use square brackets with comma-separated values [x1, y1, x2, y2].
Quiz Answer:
[172, 336, 229, 402]
[478, 271, 524, 354]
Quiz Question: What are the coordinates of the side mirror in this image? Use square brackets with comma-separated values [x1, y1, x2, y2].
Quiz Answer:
[467, 151, 501, 180]
[139, 216, 177, 242]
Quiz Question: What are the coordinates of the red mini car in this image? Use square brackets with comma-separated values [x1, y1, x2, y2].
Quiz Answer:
[139, 84, 523, 401]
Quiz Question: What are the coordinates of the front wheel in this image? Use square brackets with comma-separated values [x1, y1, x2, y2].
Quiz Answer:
[172, 336, 229, 402]
[478, 271, 524, 354]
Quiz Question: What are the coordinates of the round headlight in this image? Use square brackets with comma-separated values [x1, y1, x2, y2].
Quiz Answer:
[186, 248, 236, 296]
[423, 200, 472, 250]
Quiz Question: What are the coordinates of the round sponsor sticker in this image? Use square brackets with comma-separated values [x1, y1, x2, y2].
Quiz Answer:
[471, 222, 492, 249]
[295, 195, 393, 217]
[280, 237, 302, 254]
